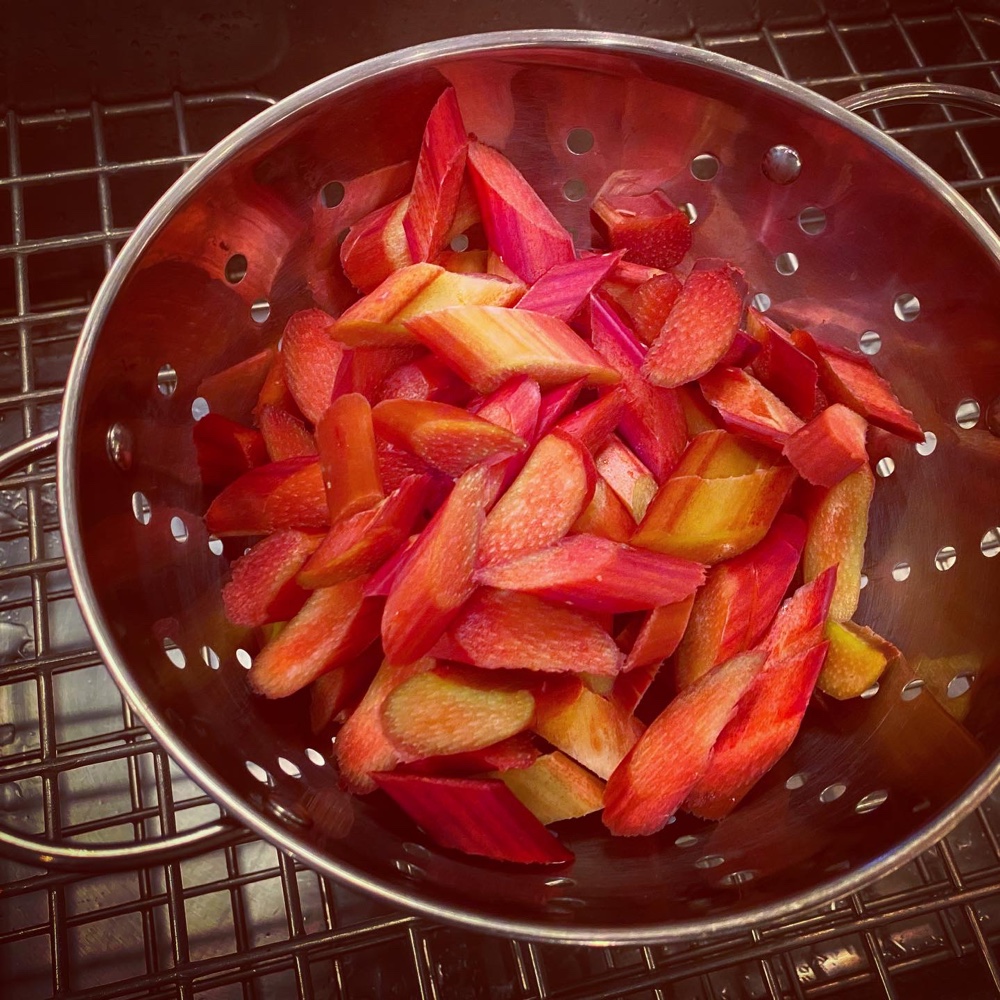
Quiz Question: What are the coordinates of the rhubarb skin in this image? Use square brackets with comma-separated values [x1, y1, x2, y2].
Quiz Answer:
[642, 261, 748, 388]
[698, 367, 804, 448]
[497, 751, 606, 825]
[466, 140, 576, 283]
[372, 771, 573, 864]
[803, 465, 875, 621]
[624, 595, 697, 671]
[783, 403, 868, 487]
[746, 309, 820, 420]
[818, 620, 899, 699]
[516, 252, 624, 323]
[603, 651, 764, 836]
[404, 305, 620, 394]
[316, 393, 385, 525]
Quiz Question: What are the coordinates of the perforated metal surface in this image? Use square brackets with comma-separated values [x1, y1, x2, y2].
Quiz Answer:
[3, 8, 1000, 998]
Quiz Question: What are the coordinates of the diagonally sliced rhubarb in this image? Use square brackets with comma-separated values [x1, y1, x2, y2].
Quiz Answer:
[497, 751, 605, 825]
[783, 403, 868, 487]
[280, 309, 346, 424]
[258, 404, 317, 462]
[699, 367, 804, 448]
[624, 594, 696, 671]
[515, 252, 624, 323]
[316, 393, 385, 525]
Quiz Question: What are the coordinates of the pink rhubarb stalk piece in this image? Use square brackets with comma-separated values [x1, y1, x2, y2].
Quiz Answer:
[340, 195, 414, 294]
[642, 261, 748, 388]
[783, 403, 868, 487]
[399, 732, 540, 776]
[602, 651, 764, 836]
[258, 404, 317, 461]
[624, 594, 697, 671]
[757, 566, 838, 658]
[466, 140, 576, 283]
[280, 309, 346, 424]
[746, 308, 821, 420]
[476, 534, 705, 613]
[403, 87, 470, 262]
[698, 367, 804, 448]
[555, 387, 627, 454]
[515, 252, 624, 323]
[404, 305, 619, 394]
[497, 751, 606, 825]
[594, 436, 659, 523]
[372, 771, 573, 864]
[535, 378, 586, 438]
[376, 353, 471, 405]
[316, 392, 385, 525]
[470, 375, 541, 440]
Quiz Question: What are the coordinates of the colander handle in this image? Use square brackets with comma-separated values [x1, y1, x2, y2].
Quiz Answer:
[0, 431, 249, 870]
[839, 82, 1000, 117]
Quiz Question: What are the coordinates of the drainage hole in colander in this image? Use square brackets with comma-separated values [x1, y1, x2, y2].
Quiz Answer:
[855, 790, 888, 814]
[224, 253, 248, 284]
[245, 760, 273, 786]
[860, 681, 880, 698]
[320, 181, 345, 209]
[762, 145, 801, 184]
[956, 398, 981, 429]
[200, 645, 220, 670]
[819, 783, 847, 803]
[393, 859, 426, 880]
[915, 431, 937, 456]
[775, 252, 799, 276]
[893, 293, 920, 322]
[798, 206, 827, 234]
[277, 756, 302, 778]
[545, 875, 576, 888]
[162, 637, 185, 669]
[131, 491, 152, 526]
[169, 516, 188, 542]
[156, 364, 178, 397]
[785, 772, 808, 790]
[403, 841, 431, 861]
[235, 648, 252, 669]
[934, 545, 957, 571]
[674, 834, 699, 848]
[981, 527, 1000, 558]
[449, 233, 470, 252]
[875, 457, 895, 478]
[859, 573, 869, 589]
[901, 679, 924, 701]
[191, 396, 209, 421]
[751, 292, 771, 312]
[566, 127, 594, 154]
[547, 896, 587, 912]
[948, 673, 975, 698]
[107, 422, 134, 470]
[695, 854, 725, 869]
[679, 202, 698, 225]
[691, 154, 719, 181]
[305, 747, 326, 766]
[720, 869, 757, 886]
[562, 179, 587, 203]
[859, 330, 881, 355]
[891, 561, 911, 582]
[208, 534, 224, 556]
[250, 299, 271, 324]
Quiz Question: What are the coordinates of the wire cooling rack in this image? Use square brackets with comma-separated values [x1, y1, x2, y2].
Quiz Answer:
[2, 8, 1000, 999]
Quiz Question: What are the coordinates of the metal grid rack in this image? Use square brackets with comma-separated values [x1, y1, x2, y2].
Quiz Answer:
[2, 7, 1000, 999]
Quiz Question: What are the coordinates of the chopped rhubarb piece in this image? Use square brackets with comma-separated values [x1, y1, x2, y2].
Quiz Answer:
[497, 751, 605, 825]
[675, 513, 805, 688]
[222, 529, 321, 627]
[197, 348, 276, 424]
[319, 159, 415, 231]
[783, 403, 868, 487]
[248, 578, 381, 698]
[280, 309, 345, 424]
[349, 345, 426, 400]
[401, 733, 540, 776]
[405, 305, 619, 394]
[254, 349, 296, 418]
[632, 464, 797, 564]
[516, 252, 623, 323]
[340, 195, 413, 294]
[335, 264, 524, 347]
[699, 367, 804, 448]
[376, 353, 471, 405]
[684, 639, 829, 819]
[536, 378, 586, 437]
[622, 272, 684, 345]
[309, 649, 382, 733]
[818, 620, 898, 699]
[758, 567, 838, 658]
[298, 474, 431, 587]
[595, 436, 661, 524]
[193, 413, 267, 489]
[677, 384, 720, 436]
[205, 457, 329, 535]
[372, 771, 573, 864]
[792, 330, 923, 441]
[534, 677, 643, 778]
[381, 464, 491, 663]
[381, 666, 535, 759]
[624, 594, 696, 671]
[746, 309, 819, 420]
[555, 388, 626, 454]
[466, 141, 576, 283]
[440, 588, 624, 676]
[718, 329, 762, 368]
[434, 248, 489, 273]
[336, 658, 434, 792]
[316, 393, 384, 524]
[590, 169, 693, 270]
[372, 398, 527, 477]
[476, 534, 705, 613]
[612, 660, 661, 714]
[258, 404, 316, 461]
[673, 428, 772, 479]
[376, 440, 434, 493]
[590, 295, 687, 481]
[470, 375, 541, 440]
[603, 651, 764, 835]
[486, 251, 521, 282]
[803, 465, 874, 621]
[912, 652, 979, 722]
[570, 477, 635, 543]
[478, 431, 595, 566]
[403, 87, 470, 262]
[643, 261, 747, 388]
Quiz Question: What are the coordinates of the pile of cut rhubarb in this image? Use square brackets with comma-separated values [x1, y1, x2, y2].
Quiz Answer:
[197, 88, 923, 864]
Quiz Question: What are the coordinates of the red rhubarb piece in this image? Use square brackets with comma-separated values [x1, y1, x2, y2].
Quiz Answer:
[624, 594, 697, 671]
[622, 272, 683, 345]
[555, 388, 627, 454]
[316, 392, 385, 525]
[746, 309, 820, 420]
[594, 436, 658, 523]
[193, 413, 267, 490]
[197, 348, 276, 424]
[570, 477, 635, 543]
[515, 252, 623, 323]
[340, 195, 413, 294]
[258, 404, 317, 461]
[309, 649, 382, 733]
[757, 566, 838, 659]
[535, 378, 586, 437]
[401, 732, 540, 776]
[280, 309, 346, 424]
[470, 375, 541, 440]
[699, 367, 804, 448]
[783, 403, 868, 487]
[376, 352, 472, 405]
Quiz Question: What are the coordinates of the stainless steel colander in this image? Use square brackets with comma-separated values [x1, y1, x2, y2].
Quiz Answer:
[2, 30, 1000, 944]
